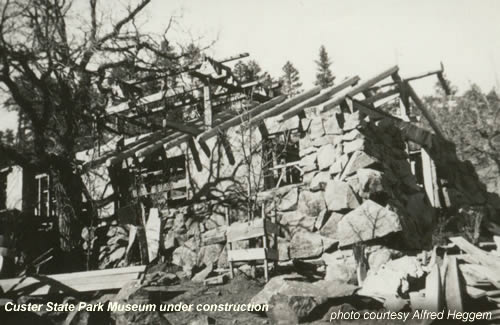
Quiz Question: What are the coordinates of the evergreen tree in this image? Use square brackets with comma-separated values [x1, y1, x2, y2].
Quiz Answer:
[280, 61, 303, 97]
[315, 45, 335, 88]
[233, 60, 262, 83]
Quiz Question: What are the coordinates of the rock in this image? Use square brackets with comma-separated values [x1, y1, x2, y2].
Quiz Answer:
[329, 154, 349, 175]
[323, 115, 343, 135]
[318, 212, 344, 238]
[312, 135, 340, 147]
[343, 138, 366, 154]
[341, 151, 378, 179]
[367, 247, 393, 272]
[322, 250, 357, 283]
[198, 244, 223, 267]
[358, 256, 424, 299]
[278, 237, 290, 261]
[356, 168, 386, 199]
[337, 200, 402, 246]
[310, 171, 331, 191]
[111, 281, 172, 325]
[278, 187, 299, 212]
[314, 209, 329, 230]
[300, 146, 317, 158]
[343, 129, 363, 142]
[343, 111, 362, 131]
[279, 211, 315, 237]
[172, 245, 198, 278]
[300, 152, 317, 172]
[252, 276, 357, 322]
[204, 214, 226, 230]
[317, 144, 338, 170]
[297, 190, 326, 218]
[189, 315, 216, 325]
[309, 117, 325, 139]
[290, 231, 323, 259]
[324, 180, 360, 211]
[192, 263, 213, 283]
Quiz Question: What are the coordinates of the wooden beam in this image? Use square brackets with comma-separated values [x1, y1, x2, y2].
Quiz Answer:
[0, 266, 145, 296]
[188, 138, 203, 172]
[218, 134, 236, 165]
[445, 256, 464, 312]
[163, 119, 203, 136]
[197, 95, 287, 142]
[362, 87, 399, 105]
[403, 80, 446, 139]
[279, 76, 360, 120]
[320, 66, 399, 113]
[203, 85, 212, 129]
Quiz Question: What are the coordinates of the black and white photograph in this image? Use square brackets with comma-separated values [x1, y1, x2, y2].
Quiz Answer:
[0, 0, 500, 324]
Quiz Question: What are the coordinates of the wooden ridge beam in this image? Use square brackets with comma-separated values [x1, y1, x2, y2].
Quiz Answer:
[279, 76, 360, 121]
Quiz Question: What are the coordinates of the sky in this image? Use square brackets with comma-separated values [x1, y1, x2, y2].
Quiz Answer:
[2, 0, 500, 131]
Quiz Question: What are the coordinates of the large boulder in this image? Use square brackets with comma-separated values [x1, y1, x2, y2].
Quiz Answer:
[337, 200, 402, 246]
[318, 212, 344, 239]
[341, 150, 378, 179]
[309, 171, 331, 191]
[172, 245, 198, 277]
[317, 144, 338, 170]
[322, 250, 357, 283]
[289, 231, 324, 259]
[279, 211, 316, 238]
[324, 180, 360, 211]
[251, 275, 357, 322]
[278, 187, 299, 212]
[297, 190, 326, 218]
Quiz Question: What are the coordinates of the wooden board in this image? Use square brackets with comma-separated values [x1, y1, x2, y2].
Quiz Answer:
[0, 265, 145, 296]
[227, 248, 278, 262]
[449, 237, 500, 269]
[425, 263, 443, 312]
[444, 256, 464, 312]
[226, 218, 278, 243]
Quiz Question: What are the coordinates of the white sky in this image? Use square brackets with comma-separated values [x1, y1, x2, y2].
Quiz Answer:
[2, 0, 500, 131]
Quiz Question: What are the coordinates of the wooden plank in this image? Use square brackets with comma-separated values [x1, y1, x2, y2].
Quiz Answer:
[203, 85, 212, 128]
[466, 286, 486, 299]
[445, 256, 464, 312]
[0, 266, 146, 295]
[425, 263, 444, 312]
[226, 218, 277, 243]
[320, 66, 399, 113]
[227, 248, 278, 262]
[163, 120, 202, 136]
[279, 76, 360, 120]
[227, 219, 266, 242]
[465, 264, 500, 289]
[449, 237, 500, 269]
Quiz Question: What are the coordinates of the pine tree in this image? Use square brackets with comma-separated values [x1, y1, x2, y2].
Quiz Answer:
[233, 60, 262, 83]
[280, 61, 303, 97]
[315, 45, 335, 88]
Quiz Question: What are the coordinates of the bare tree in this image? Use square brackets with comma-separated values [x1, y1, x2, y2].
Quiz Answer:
[0, 0, 197, 254]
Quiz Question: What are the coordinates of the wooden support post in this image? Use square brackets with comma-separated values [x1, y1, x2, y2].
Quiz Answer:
[219, 134, 235, 165]
[188, 138, 203, 172]
[204, 85, 212, 129]
[225, 207, 234, 280]
[263, 230, 269, 283]
[421, 148, 441, 208]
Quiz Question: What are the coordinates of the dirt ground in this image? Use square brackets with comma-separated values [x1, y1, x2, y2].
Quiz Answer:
[160, 274, 269, 325]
